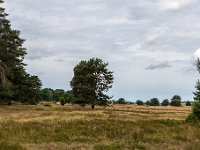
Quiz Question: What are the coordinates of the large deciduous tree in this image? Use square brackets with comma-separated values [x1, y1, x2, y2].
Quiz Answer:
[70, 58, 114, 108]
[0, 1, 41, 103]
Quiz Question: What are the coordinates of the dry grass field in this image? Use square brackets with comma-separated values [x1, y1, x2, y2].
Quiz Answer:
[0, 103, 199, 150]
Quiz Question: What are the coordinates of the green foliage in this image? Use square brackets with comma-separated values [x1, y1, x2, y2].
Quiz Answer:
[187, 59, 200, 121]
[63, 90, 74, 103]
[161, 99, 169, 106]
[0, 85, 13, 102]
[136, 100, 144, 105]
[186, 113, 199, 122]
[145, 100, 150, 106]
[53, 89, 65, 101]
[27, 99, 37, 105]
[14, 74, 42, 103]
[192, 102, 200, 120]
[170, 95, 181, 106]
[0, 1, 41, 103]
[117, 98, 126, 104]
[149, 98, 160, 106]
[70, 58, 114, 108]
[60, 97, 66, 106]
[39, 88, 54, 101]
[186, 101, 192, 106]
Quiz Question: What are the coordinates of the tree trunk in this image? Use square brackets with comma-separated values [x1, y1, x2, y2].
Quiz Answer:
[0, 60, 11, 86]
[91, 104, 95, 109]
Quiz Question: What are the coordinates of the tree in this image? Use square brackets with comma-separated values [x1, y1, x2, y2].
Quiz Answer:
[60, 97, 66, 106]
[53, 89, 65, 101]
[149, 98, 160, 106]
[63, 90, 74, 103]
[187, 59, 200, 121]
[39, 88, 54, 101]
[145, 100, 150, 106]
[15, 74, 42, 103]
[0, 1, 41, 103]
[170, 95, 181, 106]
[186, 101, 191, 106]
[136, 100, 144, 106]
[70, 58, 114, 108]
[117, 98, 126, 104]
[161, 99, 170, 106]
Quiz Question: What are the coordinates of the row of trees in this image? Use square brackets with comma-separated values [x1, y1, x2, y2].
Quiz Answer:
[0, 0, 41, 104]
[136, 96, 191, 106]
[113, 96, 191, 106]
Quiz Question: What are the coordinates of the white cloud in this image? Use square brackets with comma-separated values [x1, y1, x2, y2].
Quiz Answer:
[193, 48, 200, 59]
[146, 26, 168, 43]
[131, 50, 190, 62]
[159, 0, 191, 11]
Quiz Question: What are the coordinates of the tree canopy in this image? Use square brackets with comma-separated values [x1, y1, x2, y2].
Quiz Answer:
[170, 95, 181, 106]
[161, 99, 170, 106]
[70, 58, 114, 108]
[149, 98, 160, 106]
[187, 59, 200, 121]
[0, 1, 41, 103]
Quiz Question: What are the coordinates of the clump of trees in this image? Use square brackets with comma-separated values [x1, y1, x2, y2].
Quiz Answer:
[0, 1, 41, 104]
[39, 88, 65, 101]
[187, 59, 200, 122]
[70, 58, 114, 109]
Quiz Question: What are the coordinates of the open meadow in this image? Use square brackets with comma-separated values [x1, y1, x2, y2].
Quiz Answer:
[0, 104, 199, 150]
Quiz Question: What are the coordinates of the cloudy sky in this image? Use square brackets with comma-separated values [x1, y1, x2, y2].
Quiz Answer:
[3, 0, 200, 101]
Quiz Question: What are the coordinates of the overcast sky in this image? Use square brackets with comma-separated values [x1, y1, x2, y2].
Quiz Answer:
[3, 0, 200, 101]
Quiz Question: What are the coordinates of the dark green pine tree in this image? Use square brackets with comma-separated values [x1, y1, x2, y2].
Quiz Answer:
[0, 0, 42, 103]
[191, 59, 200, 120]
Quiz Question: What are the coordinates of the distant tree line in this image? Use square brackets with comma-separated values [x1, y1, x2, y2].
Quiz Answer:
[134, 95, 192, 107]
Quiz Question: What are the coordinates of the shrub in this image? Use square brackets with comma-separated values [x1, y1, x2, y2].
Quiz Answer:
[60, 97, 66, 106]
[28, 99, 38, 105]
[161, 99, 169, 106]
[149, 98, 160, 106]
[145, 100, 150, 106]
[136, 100, 144, 105]
[186, 101, 192, 106]
[117, 98, 126, 104]
[186, 113, 199, 122]
[192, 102, 200, 119]
[170, 95, 181, 106]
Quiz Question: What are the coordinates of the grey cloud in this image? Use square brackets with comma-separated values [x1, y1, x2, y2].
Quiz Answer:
[146, 62, 171, 70]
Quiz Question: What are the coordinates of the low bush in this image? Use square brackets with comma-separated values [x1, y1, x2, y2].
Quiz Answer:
[136, 100, 144, 105]
[60, 97, 66, 106]
[186, 113, 199, 122]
